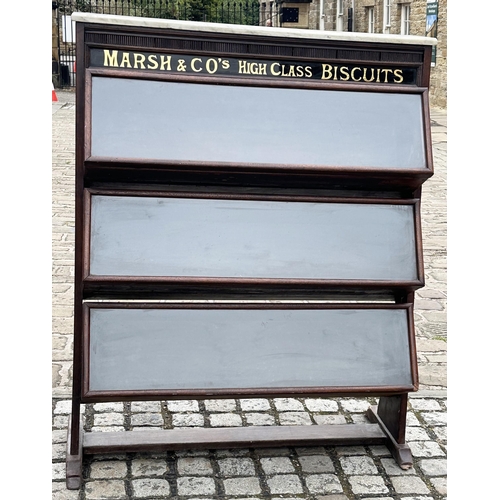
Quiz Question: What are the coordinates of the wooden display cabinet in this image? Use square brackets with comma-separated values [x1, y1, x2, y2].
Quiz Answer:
[67, 12, 436, 489]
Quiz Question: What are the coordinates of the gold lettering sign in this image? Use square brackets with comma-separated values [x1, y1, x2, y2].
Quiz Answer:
[91, 49, 416, 85]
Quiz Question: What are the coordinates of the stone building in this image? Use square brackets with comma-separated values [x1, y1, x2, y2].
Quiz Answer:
[259, 0, 446, 108]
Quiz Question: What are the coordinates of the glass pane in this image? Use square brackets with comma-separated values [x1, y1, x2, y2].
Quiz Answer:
[90, 194, 418, 281]
[91, 77, 427, 169]
[89, 307, 413, 391]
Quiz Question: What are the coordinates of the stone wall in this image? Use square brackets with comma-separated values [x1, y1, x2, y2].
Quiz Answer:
[353, 0, 447, 108]
[430, 0, 447, 109]
[265, 0, 446, 108]
[410, 0, 447, 108]
[308, 0, 320, 29]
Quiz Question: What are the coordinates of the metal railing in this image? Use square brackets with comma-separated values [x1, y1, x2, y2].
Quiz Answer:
[52, 0, 266, 88]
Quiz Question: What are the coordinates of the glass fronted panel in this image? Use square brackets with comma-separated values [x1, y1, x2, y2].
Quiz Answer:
[90, 77, 427, 170]
[89, 306, 413, 392]
[89, 194, 418, 281]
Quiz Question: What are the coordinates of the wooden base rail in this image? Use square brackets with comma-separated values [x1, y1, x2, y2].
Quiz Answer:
[66, 399, 412, 489]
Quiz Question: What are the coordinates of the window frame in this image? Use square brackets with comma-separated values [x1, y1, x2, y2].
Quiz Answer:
[367, 6, 375, 33]
[337, 0, 344, 32]
[383, 0, 391, 34]
[401, 4, 411, 35]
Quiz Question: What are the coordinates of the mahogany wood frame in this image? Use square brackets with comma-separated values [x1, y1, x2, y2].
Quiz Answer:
[82, 188, 425, 297]
[67, 15, 435, 489]
[81, 301, 419, 402]
[83, 71, 434, 192]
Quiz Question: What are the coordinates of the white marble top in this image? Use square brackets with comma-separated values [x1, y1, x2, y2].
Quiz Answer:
[71, 13, 437, 46]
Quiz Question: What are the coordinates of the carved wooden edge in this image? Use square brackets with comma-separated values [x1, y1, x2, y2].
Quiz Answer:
[366, 404, 413, 470]
[66, 415, 83, 490]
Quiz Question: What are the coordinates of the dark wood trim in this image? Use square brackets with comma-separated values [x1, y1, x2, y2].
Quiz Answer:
[66, 400, 415, 489]
[81, 189, 91, 280]
[421, 46, 433, 88]
[81, 298, 414, 310]
[367, 399, 413, 469]
[66, 418, 413, 488]
[82, 276, 425, 295]
[84, 69, 92, 161]
[414, 198, 425, 287]
[83, 161, 433, 193]
[421, 89, 435, 176]
[407, 299, 420, 391]
[83, 154, 433, 174]
[81, 300, 91, 403]
[66, 415, 83, 489]
[82, 23, 429, 79]
[69, 21, 86, 458]
[84, 187, 422, 204]
[82, 423, 388, 454]
[81, 387, 417, 403]
[86, 66, 426, 92]
[377, 394, 409, 444]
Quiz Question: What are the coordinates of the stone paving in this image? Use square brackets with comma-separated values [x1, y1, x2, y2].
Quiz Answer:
[52, 89, 447, 499]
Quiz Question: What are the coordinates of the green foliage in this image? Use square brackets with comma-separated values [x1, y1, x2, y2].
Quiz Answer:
[128, 0, 260, 25]
[58, 0, 93, 14]
[128, 0, 218, 21]
[58, 0, 261, 26]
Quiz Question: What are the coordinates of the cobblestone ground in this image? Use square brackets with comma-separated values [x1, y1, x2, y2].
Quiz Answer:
[52, 90, 447, 500]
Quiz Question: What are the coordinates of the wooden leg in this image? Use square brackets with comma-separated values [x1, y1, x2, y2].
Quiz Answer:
[66, 412, 83, 490]
[366, 394, 413, 470]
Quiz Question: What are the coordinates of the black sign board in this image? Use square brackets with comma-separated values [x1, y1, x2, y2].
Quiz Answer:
[67, 13, 436, 490]
[90, 48, 418, 84]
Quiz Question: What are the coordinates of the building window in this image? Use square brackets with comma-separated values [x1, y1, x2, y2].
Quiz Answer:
[337, 0, 344, 32]
[401, 4, 410, 35]
[282, 7, 299, 23]
[383, 0, 391, 33]
[367, 7, 374, 33]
